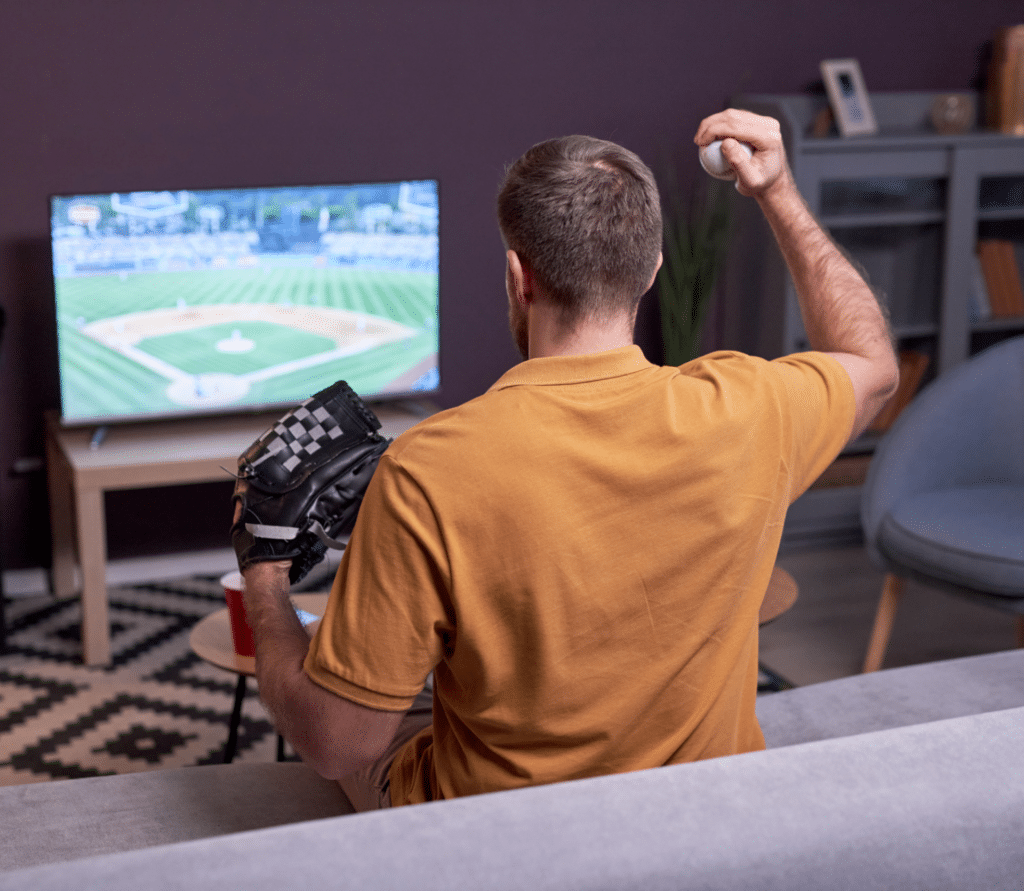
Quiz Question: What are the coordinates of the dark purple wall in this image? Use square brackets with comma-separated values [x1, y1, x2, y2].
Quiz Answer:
[0, 0, 1016, 568]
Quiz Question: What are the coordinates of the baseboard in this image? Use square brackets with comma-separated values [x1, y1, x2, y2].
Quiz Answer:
[2, 549, 239, 598]
[105, 548, 241, 588]
[3, 549, 238, 598]
[3, 567, 51, 598]
[3, 547, 346, 599]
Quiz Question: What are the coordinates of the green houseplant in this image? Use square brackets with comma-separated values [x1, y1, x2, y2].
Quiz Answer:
[657, 171, 732, 366]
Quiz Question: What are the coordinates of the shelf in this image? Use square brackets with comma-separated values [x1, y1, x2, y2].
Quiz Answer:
[971, 315, 1024, 333]
[978, 208, 1024, 222]
[801, 131, 1018, 153]
[819, 176, 946, 220]
[891, 322, 940, 338]
[823, 211, 946, 229]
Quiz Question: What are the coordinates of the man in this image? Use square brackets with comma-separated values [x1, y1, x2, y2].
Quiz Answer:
[239, 109, 899, 809]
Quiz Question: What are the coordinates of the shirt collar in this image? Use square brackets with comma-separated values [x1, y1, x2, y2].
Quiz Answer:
[488, 345, 652, 391]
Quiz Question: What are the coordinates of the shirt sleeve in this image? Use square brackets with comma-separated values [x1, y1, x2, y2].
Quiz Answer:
[767, 351, 857, 503]
[303, 452, 452, 711]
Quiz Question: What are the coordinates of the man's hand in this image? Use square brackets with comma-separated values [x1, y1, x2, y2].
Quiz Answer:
[694, 109, 787, 198]
[233, 499, 294, 626]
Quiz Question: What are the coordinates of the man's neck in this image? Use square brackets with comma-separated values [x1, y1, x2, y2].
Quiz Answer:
[526, 301, 634, 359]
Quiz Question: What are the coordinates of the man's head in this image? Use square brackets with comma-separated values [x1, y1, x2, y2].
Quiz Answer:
[496, 135, 662, 332]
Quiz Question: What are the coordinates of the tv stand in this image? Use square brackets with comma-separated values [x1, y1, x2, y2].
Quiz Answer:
[45, 402, 435, 666]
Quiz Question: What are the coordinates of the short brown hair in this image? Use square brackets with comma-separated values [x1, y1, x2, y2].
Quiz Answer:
[496, 135, 662, 325]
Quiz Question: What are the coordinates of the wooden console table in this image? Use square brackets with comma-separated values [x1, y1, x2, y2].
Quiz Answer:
[45, 403, 432, 665]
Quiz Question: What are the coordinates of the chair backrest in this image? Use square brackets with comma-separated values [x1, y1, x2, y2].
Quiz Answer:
[861, 335, 1024, 566]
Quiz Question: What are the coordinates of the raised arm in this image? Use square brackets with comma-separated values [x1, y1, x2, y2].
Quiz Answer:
[695, 109, 899, 440]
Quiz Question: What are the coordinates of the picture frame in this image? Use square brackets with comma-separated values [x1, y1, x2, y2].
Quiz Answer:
[820, 58, 878, 136]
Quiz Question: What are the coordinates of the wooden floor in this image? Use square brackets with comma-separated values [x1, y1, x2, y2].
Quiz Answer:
[761, 544, 1021, 687]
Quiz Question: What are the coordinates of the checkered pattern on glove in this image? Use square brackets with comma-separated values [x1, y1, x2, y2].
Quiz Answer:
[231, 380, 390, 584]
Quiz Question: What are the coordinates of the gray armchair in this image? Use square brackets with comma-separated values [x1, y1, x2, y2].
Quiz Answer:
[860, 335, 1024, 672]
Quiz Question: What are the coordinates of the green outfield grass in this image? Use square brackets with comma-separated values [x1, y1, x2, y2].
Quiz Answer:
[55, 265, 439, 421]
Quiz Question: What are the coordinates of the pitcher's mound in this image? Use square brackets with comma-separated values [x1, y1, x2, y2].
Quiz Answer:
[216, 329, 256, 353]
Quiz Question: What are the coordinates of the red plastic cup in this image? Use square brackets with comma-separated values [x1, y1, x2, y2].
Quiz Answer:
[221, 571, 255, 657]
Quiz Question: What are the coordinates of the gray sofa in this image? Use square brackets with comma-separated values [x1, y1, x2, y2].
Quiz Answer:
[2, 649, 1023, 890]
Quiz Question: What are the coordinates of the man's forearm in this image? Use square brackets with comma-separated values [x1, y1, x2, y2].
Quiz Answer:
[241, 562, 403, 779]
[756, 172, 893, 363]
[241, 562, 323, 749]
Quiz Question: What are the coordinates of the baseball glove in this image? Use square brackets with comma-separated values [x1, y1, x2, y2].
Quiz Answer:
[231, 380, 390, 584]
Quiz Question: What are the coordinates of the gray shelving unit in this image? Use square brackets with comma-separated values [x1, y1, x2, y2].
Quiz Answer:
[721, 92, 1024, 547]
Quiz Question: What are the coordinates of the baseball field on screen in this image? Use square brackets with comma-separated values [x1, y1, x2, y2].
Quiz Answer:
[54, 263, 439, 423]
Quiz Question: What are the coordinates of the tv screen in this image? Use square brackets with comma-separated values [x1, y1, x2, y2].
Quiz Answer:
[49, 179, 439, 426]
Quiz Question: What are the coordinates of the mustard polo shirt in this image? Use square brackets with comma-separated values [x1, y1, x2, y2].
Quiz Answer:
[304, 346, 855, 804]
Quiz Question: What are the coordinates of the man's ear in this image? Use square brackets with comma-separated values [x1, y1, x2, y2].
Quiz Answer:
[646, 252, 663, 293]
[506, 250, 534, 307]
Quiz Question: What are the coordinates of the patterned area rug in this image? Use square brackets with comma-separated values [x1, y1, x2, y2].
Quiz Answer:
[0, 576, 793, 787]
[0, 577, 284, 786]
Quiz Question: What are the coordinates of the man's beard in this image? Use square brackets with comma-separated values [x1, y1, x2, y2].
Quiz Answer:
[508, 299, 529, 360]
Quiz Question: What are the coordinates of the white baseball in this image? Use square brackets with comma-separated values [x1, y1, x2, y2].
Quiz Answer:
[699, 139, 754, 180]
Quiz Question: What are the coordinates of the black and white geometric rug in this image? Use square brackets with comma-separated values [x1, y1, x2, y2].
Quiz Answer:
[0, 577, 283, 786]
[0, 576, 793, 787]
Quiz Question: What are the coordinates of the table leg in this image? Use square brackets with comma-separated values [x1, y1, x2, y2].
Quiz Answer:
[75, 487, 111, 666]
[45, 435, 78, 601]
[224, 674, 247, 763]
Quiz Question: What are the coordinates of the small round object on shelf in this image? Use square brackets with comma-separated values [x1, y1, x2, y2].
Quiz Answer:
[930, 94, 975, 135]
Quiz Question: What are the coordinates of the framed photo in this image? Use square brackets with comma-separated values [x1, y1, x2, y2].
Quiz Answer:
[820, 58, 878, 136]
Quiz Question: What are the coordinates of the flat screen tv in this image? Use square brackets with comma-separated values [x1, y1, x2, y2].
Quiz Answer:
[49, 179, 439, 426]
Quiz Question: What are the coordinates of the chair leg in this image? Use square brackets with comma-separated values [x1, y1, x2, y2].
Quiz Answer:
[863, 573, 904, 673]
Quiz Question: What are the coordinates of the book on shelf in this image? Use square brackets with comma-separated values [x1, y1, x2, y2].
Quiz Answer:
[986, 25, 1024, 134]
[976, 239, 1024, 318]
[868, 349, 931, 434]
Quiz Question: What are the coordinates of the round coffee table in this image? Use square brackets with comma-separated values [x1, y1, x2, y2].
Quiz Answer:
[189, 593, 329, 762]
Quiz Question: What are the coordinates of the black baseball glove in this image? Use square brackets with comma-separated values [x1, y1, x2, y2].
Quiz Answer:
[231, 380, 390, 584]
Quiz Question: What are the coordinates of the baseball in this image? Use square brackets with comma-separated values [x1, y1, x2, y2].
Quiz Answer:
[699, 139, 754, 180]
